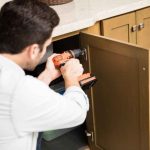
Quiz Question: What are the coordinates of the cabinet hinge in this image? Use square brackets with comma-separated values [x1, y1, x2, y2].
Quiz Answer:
[85, 130, 94, 142]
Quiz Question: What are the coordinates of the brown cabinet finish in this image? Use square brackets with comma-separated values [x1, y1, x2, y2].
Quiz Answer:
[101, 13, 136, 44]
[51, 7, 150, 150]
[136, 7, 150, 48]
[101, 7, 150, 49]
[80, 33, 149, 150]
[83, 22, 101, 36]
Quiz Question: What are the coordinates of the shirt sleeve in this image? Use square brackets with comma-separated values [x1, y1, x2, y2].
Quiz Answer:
[11, 75, 89, 136]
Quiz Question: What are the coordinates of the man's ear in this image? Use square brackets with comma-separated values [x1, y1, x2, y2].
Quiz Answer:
[27, 44, 40, 60]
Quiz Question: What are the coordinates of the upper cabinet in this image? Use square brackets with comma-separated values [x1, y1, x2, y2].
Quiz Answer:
[101, 7, 150, 48]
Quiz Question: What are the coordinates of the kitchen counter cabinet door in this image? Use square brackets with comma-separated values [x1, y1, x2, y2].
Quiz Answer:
[80, 33, 149, 150]
[101, 13, 136, 44]
[136, 7, 150, 48]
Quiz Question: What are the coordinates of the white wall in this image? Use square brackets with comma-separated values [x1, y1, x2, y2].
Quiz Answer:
[0, 0, 11, 8]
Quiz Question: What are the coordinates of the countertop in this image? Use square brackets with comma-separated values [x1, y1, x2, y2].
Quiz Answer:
[52, 0, 150, 37]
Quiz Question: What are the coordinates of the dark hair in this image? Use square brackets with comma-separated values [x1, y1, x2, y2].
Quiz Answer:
[0, 0, 60, 54]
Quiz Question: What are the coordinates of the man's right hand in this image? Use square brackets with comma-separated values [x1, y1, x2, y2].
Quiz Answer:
[38, 54, 61, 85]
[60, 58, 84, 88]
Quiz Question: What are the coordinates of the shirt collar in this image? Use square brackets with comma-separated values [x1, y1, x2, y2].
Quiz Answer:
[0, 54, 25, 75]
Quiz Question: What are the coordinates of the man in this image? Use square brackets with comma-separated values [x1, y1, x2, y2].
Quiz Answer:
[0, 0, 89, 150]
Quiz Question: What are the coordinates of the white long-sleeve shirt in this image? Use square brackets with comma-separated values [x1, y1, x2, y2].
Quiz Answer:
[0, 55, 89, 150]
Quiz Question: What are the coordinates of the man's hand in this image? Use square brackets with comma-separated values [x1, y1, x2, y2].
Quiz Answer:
[60, 58, 84, 88]
[38, 54, 61, 85]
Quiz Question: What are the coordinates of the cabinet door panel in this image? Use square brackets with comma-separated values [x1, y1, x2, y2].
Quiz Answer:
[101, 13, 136, 44]
[136, 7, 150, 48]
[80, 33, 149, 150]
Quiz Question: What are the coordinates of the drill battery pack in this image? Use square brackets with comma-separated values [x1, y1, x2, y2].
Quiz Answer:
[50, 73, 97, 93]
[79, 73, 97, 90]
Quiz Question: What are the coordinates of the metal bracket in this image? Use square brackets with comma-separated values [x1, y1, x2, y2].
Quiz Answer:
[85, 130, 94, 142]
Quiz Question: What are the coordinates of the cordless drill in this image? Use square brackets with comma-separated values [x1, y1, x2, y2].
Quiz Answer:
[52, 49, 97, 90]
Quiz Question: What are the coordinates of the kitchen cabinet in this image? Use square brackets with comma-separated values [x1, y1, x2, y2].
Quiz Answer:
[101, 12, 136, 44]
[80, 32, 149, 150]
[101, 7, 150, 48]
[51, 31, 150, 150]
[136, 7, 150, 48]
[44, 7, 150, 150]
[83, 22, 101, 36]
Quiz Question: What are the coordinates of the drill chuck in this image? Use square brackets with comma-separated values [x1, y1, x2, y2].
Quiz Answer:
[69, 48, 86, 58]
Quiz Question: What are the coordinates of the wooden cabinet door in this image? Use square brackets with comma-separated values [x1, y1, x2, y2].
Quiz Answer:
[136, 7, 150, 48]
[80, 32, 149, 150]
[101, 13, 136, 44]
